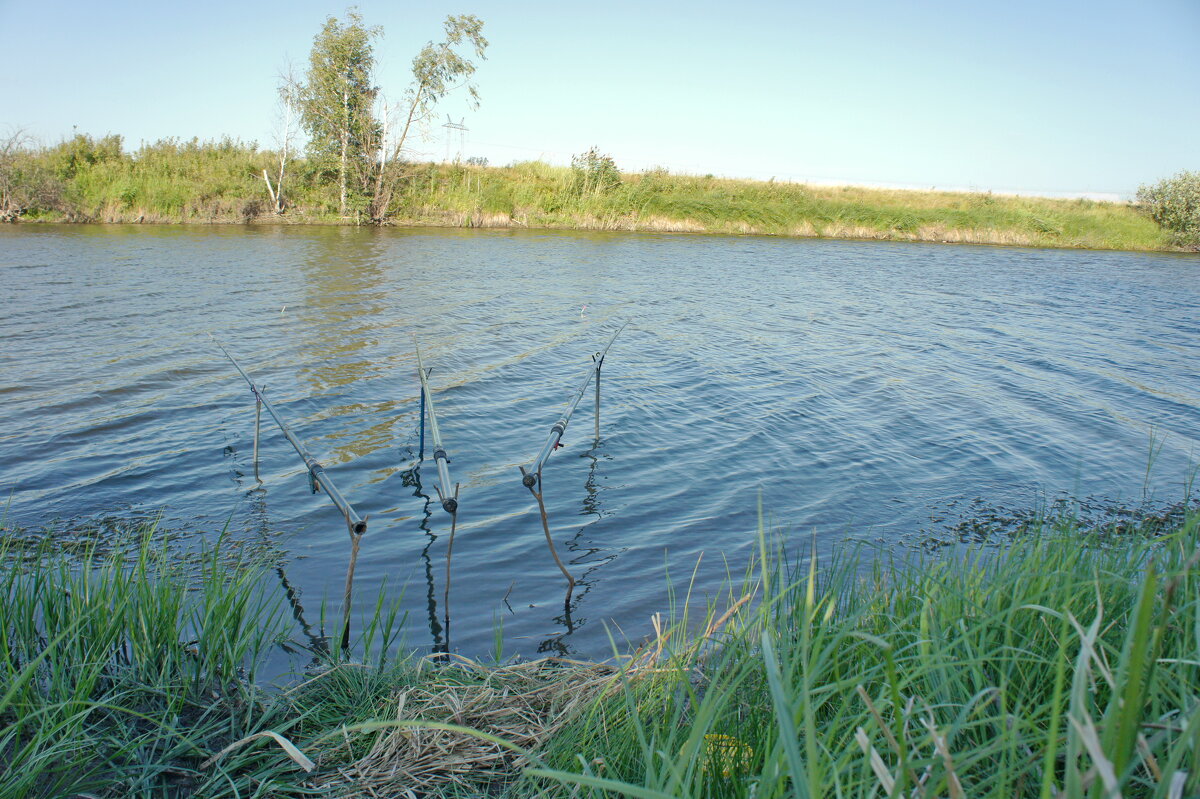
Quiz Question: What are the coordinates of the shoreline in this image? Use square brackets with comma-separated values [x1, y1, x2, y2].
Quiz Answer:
[3, 151, 1188, 254]
[7, 213, 1197, 255]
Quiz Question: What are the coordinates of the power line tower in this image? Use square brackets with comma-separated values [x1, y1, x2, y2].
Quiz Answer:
[442, 116, 467, 163]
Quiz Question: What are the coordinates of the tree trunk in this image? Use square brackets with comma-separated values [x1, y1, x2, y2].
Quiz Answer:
[262, 169, 278, 208]
[275, 99, 292, 213]
[275, 157, 286, 213]
[340, 90, 349, 216]
[370, 86, 424, 223]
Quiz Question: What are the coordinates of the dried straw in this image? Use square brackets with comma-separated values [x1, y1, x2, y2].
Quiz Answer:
[307, 657, 618, 797]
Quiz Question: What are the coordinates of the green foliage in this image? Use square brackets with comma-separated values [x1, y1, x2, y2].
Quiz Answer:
[0, 131, 66, 219]
[3, 500, 1198, 796]
[0, 522, 416, 797]
[0, 132, 1179, 250]
[297, 9, 381, 215]
[369, 13, 488, 220]
[571, 147, 621, 196]
[1137, 170, 1200, 245]
[285, 11, 489, 221]
[46, 133, 124, 180]
[51, 135, 278, 221]
[408, 14, 488, 112]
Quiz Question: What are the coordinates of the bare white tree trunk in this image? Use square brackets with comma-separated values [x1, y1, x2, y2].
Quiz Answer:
[275, 94, 294, 212]
[369, 86, 426, 220]
[262, 169, 278, 208]
[379, 102, 388, 169]
[339, 90, 349, 215]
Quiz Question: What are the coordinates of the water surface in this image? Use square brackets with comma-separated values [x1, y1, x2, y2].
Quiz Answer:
[2, 225, 1197, 659]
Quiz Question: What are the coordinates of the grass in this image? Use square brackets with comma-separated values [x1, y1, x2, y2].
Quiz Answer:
[392, 161, 1176, 251]
[2, 500, 1199, 796]
[3, 134, 1180, 251]
[524, 504, 1200, 798]
[0, 525, 295, 797]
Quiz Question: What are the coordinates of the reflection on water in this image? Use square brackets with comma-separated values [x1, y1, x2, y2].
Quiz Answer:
[1, 224, 1198, 661]
[229, 442, 329, 662]
[537, 448, 623, 656]
[401, 464, 447, 652]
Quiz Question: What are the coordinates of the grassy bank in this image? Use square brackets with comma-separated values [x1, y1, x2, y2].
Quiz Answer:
[2, 134, 1181, 251]
[397, 160, 1174, 252]
[3, 503, 1199, 797]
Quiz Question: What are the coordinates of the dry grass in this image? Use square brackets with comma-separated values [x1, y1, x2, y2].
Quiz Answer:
[307, 657, 620, 797]
[916, 224, 1038, 246]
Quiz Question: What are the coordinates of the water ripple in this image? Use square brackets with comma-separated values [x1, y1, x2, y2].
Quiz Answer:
[2, 225, 1198, 660]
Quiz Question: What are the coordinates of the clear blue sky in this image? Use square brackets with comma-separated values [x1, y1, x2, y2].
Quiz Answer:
[2, 0, 1196, 198]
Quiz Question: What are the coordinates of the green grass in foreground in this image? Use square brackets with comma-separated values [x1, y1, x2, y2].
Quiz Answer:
[526, 504, 1200, 799]
[2, 504, 1199, 797]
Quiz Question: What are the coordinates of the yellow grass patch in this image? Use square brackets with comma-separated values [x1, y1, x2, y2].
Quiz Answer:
[307, 658, 619, 796]
[637, 215, 707, 233]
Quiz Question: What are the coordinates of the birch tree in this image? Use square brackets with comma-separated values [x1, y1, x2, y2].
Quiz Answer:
[368, 15, 488, 220]
[297, 11, 380, 216]
[294, 11, 487, 222]
[266, 71, 300, 213]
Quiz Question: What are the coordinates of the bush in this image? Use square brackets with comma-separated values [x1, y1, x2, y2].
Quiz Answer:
[0, 132, 65, 220]
[570, 146, 621, 196]
[47, 133, 125, 180]
[1136, 170, 1200, 245]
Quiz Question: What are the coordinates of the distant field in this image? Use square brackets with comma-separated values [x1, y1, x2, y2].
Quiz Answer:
[7, 137, 1177, 251]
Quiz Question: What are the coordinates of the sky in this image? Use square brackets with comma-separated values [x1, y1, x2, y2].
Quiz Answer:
[1, 0, 1196, 199]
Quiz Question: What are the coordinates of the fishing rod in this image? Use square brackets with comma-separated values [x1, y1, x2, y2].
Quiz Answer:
[211, 335, 367, 537]
[211, 335, 367, 650]
[413, 340, 461, 645]
[414, 341, 458, 515]
[521, 322, 628, 488]
[518, 322, 628, 601]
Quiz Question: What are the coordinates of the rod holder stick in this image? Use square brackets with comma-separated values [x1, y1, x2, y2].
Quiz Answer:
[520, 466, 575, 599]
[593, 361, 601, 445]
[418, 383, 427, 461]
[212, 335, 367, 536]
[442, 483, 460, 642]
[414, 341, 457, 514]
[340, 521, 363, 651]
[522, 322, 627, 487]
[253, 386, 263, 483]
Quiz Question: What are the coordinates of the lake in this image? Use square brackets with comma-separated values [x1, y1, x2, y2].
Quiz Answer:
[2, 224, 1198, 660]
